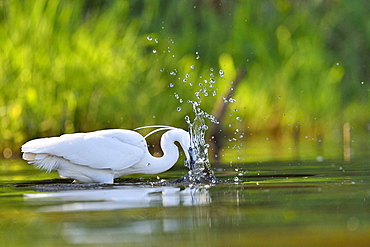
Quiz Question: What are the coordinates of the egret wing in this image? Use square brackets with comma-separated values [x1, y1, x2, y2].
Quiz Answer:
[22, 130, 146, 171]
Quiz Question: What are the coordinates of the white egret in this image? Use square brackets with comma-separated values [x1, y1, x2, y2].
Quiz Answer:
[21, 127, 190, 184]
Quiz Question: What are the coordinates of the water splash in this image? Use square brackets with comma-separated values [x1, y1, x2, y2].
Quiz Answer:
[173, 101, 221, 184]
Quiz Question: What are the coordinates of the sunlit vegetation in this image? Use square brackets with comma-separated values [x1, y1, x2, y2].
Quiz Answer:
[0, 0, 368, 161]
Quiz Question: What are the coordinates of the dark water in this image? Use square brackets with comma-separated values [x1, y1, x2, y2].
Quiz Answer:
[1, 153, 369, 247]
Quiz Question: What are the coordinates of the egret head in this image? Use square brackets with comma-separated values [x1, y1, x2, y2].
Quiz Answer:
[164, 128, 191, 162]
[137, 125, 191, 163]
[174, 129, 191, 161]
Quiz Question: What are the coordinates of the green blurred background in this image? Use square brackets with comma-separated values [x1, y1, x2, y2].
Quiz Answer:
[0, 0, 369, 162]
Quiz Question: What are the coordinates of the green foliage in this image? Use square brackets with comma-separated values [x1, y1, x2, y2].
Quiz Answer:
[0, 0, 368, 159]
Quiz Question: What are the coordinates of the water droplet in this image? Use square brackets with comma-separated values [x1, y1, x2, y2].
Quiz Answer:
[177, 107, 181, 111]
[147, 36, 152, 41]
[360, 81, 364, 85]
[190, 65, 195, 69]
[160, 68, 164, 72]
[219, 70, 224, 77]
[152, 50, 157, 53]
[195, 92, 200, 99]
[169, 83, 175, 87]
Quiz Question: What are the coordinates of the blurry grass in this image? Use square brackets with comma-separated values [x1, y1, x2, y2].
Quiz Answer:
[0, 0, 368, 162]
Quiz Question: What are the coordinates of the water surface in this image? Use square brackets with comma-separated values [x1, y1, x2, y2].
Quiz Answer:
[1, 153, 369, 246]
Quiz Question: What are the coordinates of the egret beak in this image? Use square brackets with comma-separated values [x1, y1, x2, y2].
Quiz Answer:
[187, 147, 196, 170]
[182, 142, 191, 164]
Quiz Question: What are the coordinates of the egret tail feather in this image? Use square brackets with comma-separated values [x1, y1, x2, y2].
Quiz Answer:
[33, 155, 60, 173]
[144, 127, 179, 139]
[134, 125, 177, 131]
[134, 125, 180, 139]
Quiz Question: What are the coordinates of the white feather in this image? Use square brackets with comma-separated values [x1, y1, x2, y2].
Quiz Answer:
[22, 129, 144, 171]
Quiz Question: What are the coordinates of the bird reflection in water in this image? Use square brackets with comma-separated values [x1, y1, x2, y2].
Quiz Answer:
[24, 186, 211, 244]
[24, 186, 211, 212]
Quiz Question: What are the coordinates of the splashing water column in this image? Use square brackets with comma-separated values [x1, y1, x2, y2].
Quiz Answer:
[175, 102, 220, 184]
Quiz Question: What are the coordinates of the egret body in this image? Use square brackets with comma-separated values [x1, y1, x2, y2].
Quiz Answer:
[21, 128, 190, 183]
